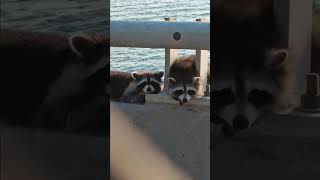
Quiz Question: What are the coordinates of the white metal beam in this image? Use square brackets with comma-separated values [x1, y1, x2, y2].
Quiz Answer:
[274, 0, 313, 105]
[110, 21, 210, 50]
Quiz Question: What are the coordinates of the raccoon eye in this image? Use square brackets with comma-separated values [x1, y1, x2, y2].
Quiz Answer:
[248, 89, 273, 107]
[212, 88, 235, 107]
[150, 82, 160, 87]
[188, 90, 196, 95]
[174, 90, 184, 94]
[137, 82, 147, 88]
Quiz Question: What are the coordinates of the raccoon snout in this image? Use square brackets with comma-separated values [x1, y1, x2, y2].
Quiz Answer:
[147, 87, 152, 92]
[232, 114, 249, 131]
[183, 98, 188, 103]
[178, 98, 188, 105]
[178, 98, 189, 105]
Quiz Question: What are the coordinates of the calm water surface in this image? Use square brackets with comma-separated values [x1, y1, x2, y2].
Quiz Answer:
[1, 0, 210, 73]
[1, 0, 108, 32]
[3, 1, 320, 72]
[110, 0, 210, 72]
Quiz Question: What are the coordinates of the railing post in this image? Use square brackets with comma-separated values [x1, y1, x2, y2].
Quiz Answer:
[195, 18, 209, 96]
[301, 73, 320, 112]
[164, 17, 178, 92]
[274, 0, 314, 111]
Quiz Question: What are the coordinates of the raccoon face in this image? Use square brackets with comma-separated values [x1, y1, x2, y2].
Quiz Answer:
[131, 71, 164, 94]
[167, 77, 200, 105]
[212, 48, 290, 135]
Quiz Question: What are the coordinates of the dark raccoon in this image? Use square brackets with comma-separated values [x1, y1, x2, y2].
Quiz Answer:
[212, 0, 320, 135]
[110, 71, 164, 104]
[212, 0, 294, 133]
[0, 30, 109, 133]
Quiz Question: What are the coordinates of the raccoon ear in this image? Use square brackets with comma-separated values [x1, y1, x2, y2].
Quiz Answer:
[265, 49, 288, 70]
[156, 71, 164, 78]
[168, 77, 176, 85]
[131, 72, 139, 80]
[193, 77, 201, 85]
[69, 34, 96, 58]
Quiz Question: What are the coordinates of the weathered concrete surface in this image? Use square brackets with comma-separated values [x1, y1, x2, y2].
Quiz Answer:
[146, 93, 210, 107]
[212, 112, 320, 180]
[112, 102, 210, 180]
[0, 127, 108, 180]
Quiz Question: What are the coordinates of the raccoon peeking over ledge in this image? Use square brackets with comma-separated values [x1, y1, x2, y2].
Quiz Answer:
[167, 55, 209, 105]
[0, 30, 109, 133]
[212, 0, 320, 136]
[110, 71, 164, 104]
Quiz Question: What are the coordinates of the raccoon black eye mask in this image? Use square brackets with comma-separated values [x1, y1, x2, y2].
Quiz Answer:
[212, 88, 235, 108]
[136, 80, 161, 93]
[188, 90, 196, 95]
[131, 71, 164, 94]
[212, 88, 273, 109]
[248, 89, 273, 108]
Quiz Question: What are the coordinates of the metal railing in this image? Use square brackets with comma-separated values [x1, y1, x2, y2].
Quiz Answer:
[110, 18, 210, 95]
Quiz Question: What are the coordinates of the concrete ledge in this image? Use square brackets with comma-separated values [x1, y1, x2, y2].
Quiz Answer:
[212, 139, 320, 180]
[212, 112, 320, 180]
[213, 112, 320, 141]
[112, 102, 210, 180]
[145, 93, 210, 107]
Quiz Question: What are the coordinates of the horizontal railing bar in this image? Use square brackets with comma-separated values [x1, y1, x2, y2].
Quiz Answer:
[110, 21, 210, 49]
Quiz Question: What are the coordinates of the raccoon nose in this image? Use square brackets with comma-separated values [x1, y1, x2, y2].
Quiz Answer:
[183, 98, 188, 103]
[147, 87, 152, 92]
[232, 114, 249, 131]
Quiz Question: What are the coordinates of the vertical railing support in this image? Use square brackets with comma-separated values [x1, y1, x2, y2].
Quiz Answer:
[164, 17, 178, 92]
[195, 18, 209, 96]
[274, 0, 313, 110]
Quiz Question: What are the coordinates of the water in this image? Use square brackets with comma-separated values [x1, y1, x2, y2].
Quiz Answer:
[1, 0, 108, 33]
[1, 0, 210, 73]
[110, 0, 210, 72]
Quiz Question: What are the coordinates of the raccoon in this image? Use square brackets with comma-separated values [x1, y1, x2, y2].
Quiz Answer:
[212, 0, 320, 134]
[167, 55, 208, 105]
[0, 30, 109, 130]
[34, 35, 108, 131]
[110, 71, 164, 104]
[212, 47, 291, 133]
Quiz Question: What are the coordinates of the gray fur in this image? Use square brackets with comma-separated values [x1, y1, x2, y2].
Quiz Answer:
[167, 55, 206, 105]
[110, 71, 164, 104]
